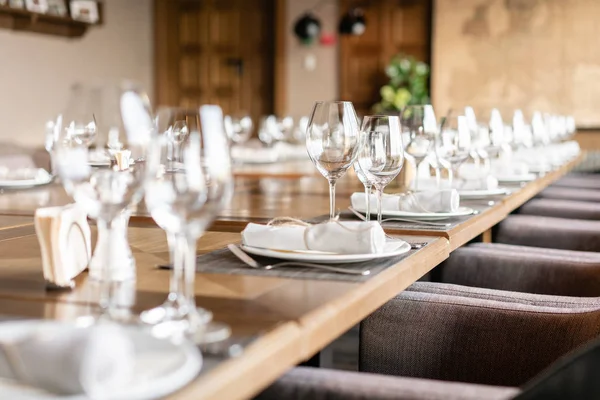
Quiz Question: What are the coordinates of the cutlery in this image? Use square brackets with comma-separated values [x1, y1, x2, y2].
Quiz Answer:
[227, 244, 370, 276]
[348, 207, 452, 227]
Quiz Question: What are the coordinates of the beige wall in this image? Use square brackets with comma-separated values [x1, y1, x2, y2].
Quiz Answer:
[285, 0, 339, 118]
[0, 0, 153, 147]
[432, 0, 600, 127]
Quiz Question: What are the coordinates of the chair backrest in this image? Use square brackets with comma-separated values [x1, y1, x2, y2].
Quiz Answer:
[360, 288, 600, 387]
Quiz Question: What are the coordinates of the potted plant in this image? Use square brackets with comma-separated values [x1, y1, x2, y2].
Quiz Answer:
[373, 54, 430, 113]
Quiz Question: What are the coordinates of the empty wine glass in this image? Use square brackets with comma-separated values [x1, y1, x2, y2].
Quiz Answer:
[142, 106, 233, 343]
[258, 115, 281, 147]
[436, 115, 471, 186]
[401, 105, 437, 191]
[55, 81, 155, 321]
[357, 115, 404, 223]
[354, 162, 373, 220]
[306, 101, 361, 219]
[224, 114, 253, 145]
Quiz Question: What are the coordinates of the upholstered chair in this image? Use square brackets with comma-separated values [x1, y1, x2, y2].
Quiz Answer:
[495, 215, 600, 252]
[438, 243, 600, 296]
[517, 198, 600, 220]
[552, 173, 600, 190]
[257, 285, 600, 400]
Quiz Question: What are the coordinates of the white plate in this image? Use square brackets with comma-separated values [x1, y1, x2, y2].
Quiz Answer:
[458, 188, 509, 199]
[0, 176, 53, 189]
[353, 206, 475, 221]
[495, 173, 537, 183]
[0, 320, 202, 400]
[241, 240, 411, 264]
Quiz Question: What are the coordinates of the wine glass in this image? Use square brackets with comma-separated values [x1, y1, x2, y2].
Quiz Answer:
[401, 105, 437, 191]
[54, 81, 155, 321]
[306, 101, 361, 219]
[357, 115, 404, 223]
[354, 162, 373, 220]
[258, 115, 281, 147]
[436, 115, 471, 186]
[142, 106, 233, 343]
[224, 114, 253, 145]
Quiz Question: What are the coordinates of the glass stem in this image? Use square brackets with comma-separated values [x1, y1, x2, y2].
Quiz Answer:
[177, 233, 198, 315]
[167, 232, 186, 306]
[97, 217, 117, 317]
[328, 179, 337, 220]
[365, 184, 372, 221]
[376, 187, 383, 224]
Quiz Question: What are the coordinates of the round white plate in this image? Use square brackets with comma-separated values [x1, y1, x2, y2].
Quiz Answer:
[0, 320, 202, 400]
[495, 173, 537, 183]
[241, 240, 411, 264]
[353, 206, 474, 221]
[0, 176, 53, 189]
[458, 188, 509, 199]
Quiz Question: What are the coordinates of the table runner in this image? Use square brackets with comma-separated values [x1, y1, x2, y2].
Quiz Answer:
[194, 246, 420, 282]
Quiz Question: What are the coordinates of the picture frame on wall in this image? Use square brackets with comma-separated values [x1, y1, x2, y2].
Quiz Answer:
[69, 0, 99, 23]
[8, 0, 25, 8]
[25, 0, 48, 13]
[46, 0, 67, 16]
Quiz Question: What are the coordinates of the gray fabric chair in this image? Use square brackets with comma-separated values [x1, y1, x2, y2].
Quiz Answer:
[536, 186, 600, 202]
[495, 215, 600, 252]
[256, 367, 519, 400]
[518, 198, 600, 220]
[257, 284, 600, 400]
[552, 173, 600, 190]
[361, 287, 600, 387]
[438, 243, 600, 296]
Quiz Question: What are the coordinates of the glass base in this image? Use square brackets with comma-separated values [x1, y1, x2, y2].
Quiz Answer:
[140, 300, 212, 326]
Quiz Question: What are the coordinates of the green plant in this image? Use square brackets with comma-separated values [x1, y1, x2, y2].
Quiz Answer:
[373, 54, 430, 112]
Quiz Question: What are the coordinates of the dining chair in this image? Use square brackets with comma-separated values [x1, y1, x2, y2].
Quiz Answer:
[257, 286, 600, 399]
[517, 198, 600, 220]
[437, 243, 600, 296]
[536, 186, 600, 203]
[494, 215, 600, 252]
[552, 172, 600, 190]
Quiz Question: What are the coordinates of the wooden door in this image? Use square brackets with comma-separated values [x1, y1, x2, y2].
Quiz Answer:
[339, 0, 432, 116]
[155, 0, 275, 124]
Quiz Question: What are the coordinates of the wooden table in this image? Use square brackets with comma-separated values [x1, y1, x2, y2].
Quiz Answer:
[0, 225, 447, 400]
[0, 153, 584, 399]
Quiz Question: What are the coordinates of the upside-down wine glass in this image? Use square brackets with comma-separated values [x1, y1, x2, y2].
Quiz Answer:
[357, 115, 404, 224]
[55, 81, 155, 321]
[402, 105, 437, 191]
[435, 115, 471, 187]
[306, 101, 361, 219]
[142, 106, 233, 343]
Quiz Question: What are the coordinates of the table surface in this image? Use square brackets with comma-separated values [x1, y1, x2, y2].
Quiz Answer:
[0, 153, 584, 400]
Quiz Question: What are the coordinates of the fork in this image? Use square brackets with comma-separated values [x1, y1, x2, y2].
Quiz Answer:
[227, 244, 370, 276]
[348, 207, 452, 227]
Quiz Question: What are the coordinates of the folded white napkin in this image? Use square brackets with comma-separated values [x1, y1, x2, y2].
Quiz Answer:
[0, 324, 134, 396]
[490, 160, 530, 177]
[241, 221, 386, 254]
[455, 175, 499, 191]
[351, 190, 460, 213]
[35, 205, 91, 288]
[0, 167, 51, 182]
[231, 145, 279, 163]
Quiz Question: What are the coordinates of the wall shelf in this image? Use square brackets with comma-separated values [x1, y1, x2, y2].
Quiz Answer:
[0, 4, 102, 38]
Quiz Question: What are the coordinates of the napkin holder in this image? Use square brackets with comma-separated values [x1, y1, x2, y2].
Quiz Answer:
[35, 205, 91, 290]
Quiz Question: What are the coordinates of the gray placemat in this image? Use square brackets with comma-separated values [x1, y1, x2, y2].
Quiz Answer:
[196, 246, 419, 282]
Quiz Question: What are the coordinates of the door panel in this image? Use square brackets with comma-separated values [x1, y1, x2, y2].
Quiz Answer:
[155, 0, 274, 125]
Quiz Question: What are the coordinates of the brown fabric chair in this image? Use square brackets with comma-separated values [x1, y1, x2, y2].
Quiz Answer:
[495, 215, 600, 252]
[536, 186, 600, 202]
[257, 285, 600, 400]
[518, 198, 600, 220]
[552, 173, 600, 190]
[361, 287, 600, 387]
[438, 243, 600, 296]
[256, 367, 519, 400]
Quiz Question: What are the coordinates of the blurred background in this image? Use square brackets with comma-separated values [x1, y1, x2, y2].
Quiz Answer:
[0, 0, 598, 150]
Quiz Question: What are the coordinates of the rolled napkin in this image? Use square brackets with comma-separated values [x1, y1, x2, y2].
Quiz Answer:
[454, 175, 499, 191]
[490, 160, 530, 177]
[350, 190, 460, 213]
[35, 205, 91, 289]
[0, 324, 135, 396]
[241, 220, 386, 254]
[0, 167, 51, 183]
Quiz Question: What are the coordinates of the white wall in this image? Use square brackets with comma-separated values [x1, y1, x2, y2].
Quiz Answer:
[285, 0, 339, 118]
[0, 0, 153, 147]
